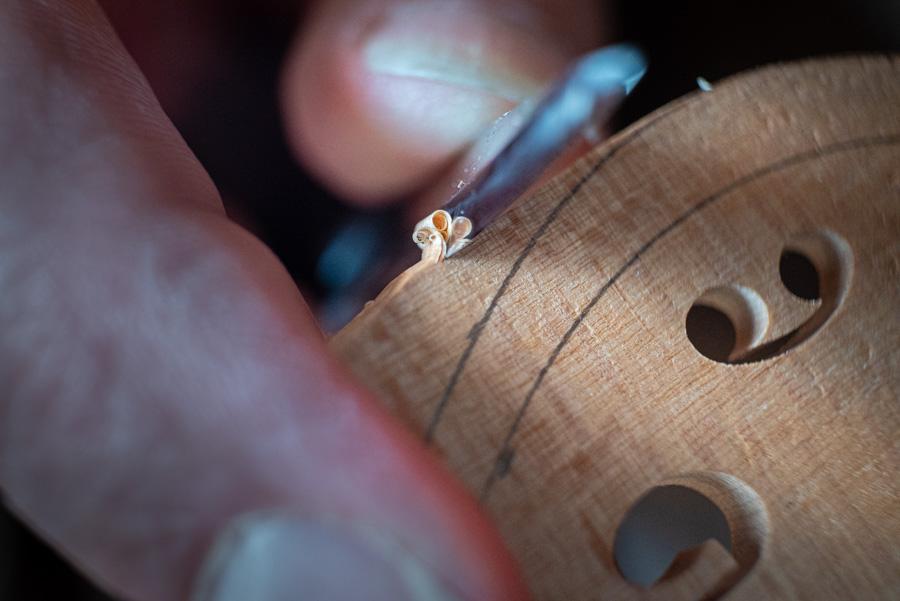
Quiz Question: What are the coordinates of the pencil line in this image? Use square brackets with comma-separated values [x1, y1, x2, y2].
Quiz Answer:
[479, 133, 900, 499]
[423, 103, 691, 444]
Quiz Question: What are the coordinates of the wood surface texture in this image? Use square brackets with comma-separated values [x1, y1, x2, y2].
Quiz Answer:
[331, 56, 900, 600]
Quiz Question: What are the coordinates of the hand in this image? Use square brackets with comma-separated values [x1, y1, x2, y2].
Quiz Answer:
[0, 2, 603, 600]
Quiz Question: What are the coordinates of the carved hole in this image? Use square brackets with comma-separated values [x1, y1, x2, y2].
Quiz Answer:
[613, 485, 731, 587]
[613, 473, 768, 597]
[685, 306, 735, 362]
[686, 230, 852, 363]
[685, 286, 769, 362]
[779, 250, 820, 300]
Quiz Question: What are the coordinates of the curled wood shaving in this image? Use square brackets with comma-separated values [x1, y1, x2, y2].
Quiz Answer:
[412, 210, 473, 260]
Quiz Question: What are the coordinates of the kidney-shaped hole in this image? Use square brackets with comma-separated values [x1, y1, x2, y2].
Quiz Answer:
[613, 473, 768, 596]
[685, 285, 769, 362]
[614, 485, 732, 587]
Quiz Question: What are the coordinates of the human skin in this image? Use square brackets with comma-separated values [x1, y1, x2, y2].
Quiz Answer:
[0, 1, 603, 599]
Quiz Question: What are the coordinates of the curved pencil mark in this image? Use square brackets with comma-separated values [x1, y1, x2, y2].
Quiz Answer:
[479, 133, 900, 499]
[424, 101, 694, 443]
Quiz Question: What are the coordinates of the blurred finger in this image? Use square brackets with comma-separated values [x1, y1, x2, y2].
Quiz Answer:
[0, 2, 526, 600]
[281, 0, 607, 204]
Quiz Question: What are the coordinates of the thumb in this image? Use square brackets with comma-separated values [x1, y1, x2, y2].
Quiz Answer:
[281, 0, 607, 205]
[0, 2, 526, 601]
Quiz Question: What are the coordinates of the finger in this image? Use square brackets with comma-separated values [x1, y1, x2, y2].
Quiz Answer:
[0, 3, 526, 601]
[281, 0, 607, 205]
[96, 0, 223, 117]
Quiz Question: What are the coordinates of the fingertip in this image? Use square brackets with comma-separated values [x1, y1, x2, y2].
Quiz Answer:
[281, 1, 582, 206]
[281, 11, 447, 205]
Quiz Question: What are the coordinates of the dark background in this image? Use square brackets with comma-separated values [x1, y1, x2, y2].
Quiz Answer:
[2, 0, 898, 598]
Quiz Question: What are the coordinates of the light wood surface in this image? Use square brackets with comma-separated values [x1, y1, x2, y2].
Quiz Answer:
[331, 56, 900, 600]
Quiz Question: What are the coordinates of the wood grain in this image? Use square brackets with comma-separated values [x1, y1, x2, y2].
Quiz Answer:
[332, 56, 900, 600]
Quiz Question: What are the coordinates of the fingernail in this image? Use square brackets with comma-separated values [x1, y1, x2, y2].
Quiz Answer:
[359, 2, 570, 150]
[193, 513, 462, 601]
